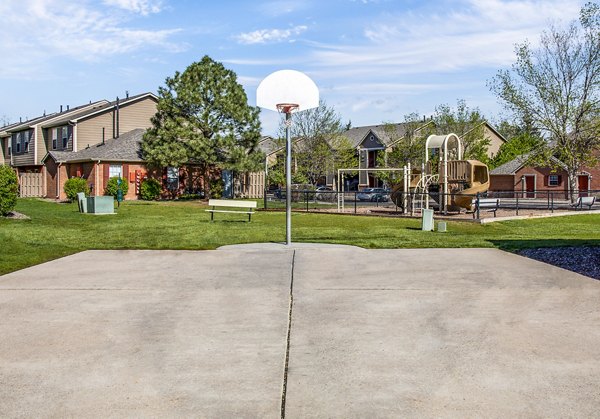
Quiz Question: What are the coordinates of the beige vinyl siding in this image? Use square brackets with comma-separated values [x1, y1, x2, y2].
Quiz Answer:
[76, 97, 156, 147]
[117, 97, 156, 134]
[35, 125, 46, 164]
[77, 111, 114, 148]
[10, 130, 35, 167]
[484, 126, 504, 158]
[12, 153, 35, 166]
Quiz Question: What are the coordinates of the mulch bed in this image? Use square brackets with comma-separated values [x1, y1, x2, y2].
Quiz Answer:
[518, 246, 600, 280]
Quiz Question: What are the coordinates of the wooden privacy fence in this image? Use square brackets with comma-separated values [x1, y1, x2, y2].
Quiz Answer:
[19, 172, 44, 197]
[234, 172, 265, 198]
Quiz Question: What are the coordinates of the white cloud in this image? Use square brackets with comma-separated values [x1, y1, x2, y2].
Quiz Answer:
[236, 25, 308, 44]
[103, 0, 163, 15]
[0, 0, 183, 78]
[310, 0, 582, 77]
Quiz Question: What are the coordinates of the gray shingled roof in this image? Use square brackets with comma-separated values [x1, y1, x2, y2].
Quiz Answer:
[258, 136, 281, 155]
[489, 153, 533, 175]
[341, 121, 437, 148]
[45, 129, 146, 163]
[490, 152, 567, 175]
[342, 123, 412, 148]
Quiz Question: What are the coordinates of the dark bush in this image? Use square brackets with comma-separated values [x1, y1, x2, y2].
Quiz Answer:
[0, 165, 18, 216]
[104, 176, 129, 198]
[63, 177, 90, 202]
[140, 178, 162, 200]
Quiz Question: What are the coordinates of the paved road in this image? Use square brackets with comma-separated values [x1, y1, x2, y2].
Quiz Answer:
[1, 246, 599, 417]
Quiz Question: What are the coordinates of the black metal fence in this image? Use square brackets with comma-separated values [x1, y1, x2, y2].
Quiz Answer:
[263, 188, 600, 220]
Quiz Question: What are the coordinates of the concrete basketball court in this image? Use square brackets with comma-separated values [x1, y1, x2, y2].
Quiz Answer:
[1, 246, 599, 417]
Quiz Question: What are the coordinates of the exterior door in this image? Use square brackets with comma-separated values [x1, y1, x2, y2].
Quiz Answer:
[578, 175, 589, 197]
[525, 175, 535, 198]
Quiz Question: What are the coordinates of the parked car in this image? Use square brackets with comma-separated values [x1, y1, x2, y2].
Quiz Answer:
[357, 187, 390, 202]
[315, 186, 335, 201]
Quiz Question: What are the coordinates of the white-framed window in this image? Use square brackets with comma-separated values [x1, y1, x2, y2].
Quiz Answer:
[15, 133, 21, 153]
[166, 167, 179, 190]
[52, 128, 58, 150]
[24, 131, 30, 151]
[109, 164, 122, 179]
[61, 127, 68, 148]
[548, 174, 559, 186]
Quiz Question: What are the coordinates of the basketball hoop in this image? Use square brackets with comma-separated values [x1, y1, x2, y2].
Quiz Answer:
[257, 70, 319, 245]
[276, 103, 300, 114]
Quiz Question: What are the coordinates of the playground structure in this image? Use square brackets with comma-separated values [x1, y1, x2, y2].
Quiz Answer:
[389, 133, 490, 213]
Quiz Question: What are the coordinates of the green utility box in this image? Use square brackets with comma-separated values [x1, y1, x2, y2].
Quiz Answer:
[421, 209, 434, 231]
[86, 196, 115, 214]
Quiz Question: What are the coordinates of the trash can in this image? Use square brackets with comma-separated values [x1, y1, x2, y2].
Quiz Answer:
[438, 221, 447, 232]
[421, 209, 434, 231]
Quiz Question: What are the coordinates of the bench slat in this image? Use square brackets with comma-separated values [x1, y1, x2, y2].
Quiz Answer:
[206, 209, 254, 214]
[208, 199, 257, 208]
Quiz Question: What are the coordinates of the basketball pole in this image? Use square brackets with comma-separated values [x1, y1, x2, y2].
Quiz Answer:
[285, 110, 292, 245]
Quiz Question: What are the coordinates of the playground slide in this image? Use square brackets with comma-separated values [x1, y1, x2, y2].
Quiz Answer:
[453, 181, 489, 210]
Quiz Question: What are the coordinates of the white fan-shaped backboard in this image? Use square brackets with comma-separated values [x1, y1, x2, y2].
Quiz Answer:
[257, 70, 319, 112]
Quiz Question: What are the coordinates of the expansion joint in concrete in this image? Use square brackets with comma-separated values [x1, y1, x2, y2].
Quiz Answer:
[280, 249, 295, 419]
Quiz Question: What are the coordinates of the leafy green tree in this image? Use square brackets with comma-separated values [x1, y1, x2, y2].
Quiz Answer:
[489, 3, 600, 199]
[433, 100, 490, 162]
[63, 177, 90, 202]
[489, 133, 543, 169]
[0, 165, 18, 216]
[142, 55, 263, 198]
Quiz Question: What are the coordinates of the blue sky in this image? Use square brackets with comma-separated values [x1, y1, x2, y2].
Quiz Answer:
[0, 0, 585, 136]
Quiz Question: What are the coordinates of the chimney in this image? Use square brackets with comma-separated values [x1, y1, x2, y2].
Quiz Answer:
[126, 90, 129, 99]
[423, 115, 426, 122]
[19, 117, 22, 123]
[60, 105, 63, 112]
[67, 105, 69, 111]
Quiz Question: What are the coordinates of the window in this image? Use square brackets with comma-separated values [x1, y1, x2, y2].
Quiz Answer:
[15, 133, 21, 153]
[166, 167, 179, 190]
[548, 175, 559, 186]
[62, 127, 68, 148]
[8, 144, 11, 156]
[52, 128, 58, 150]
[24, 131, 29, 152]
[109, 164, 122, 179]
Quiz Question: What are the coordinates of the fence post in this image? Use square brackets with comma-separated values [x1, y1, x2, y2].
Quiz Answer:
[264, 188, 267, 210]
[516, 193, 519, 216]
[354, 191, 357, 214]
[476, 192, 480, 220]
[551, 191, 554, 213]
[305, 190, 309, 212]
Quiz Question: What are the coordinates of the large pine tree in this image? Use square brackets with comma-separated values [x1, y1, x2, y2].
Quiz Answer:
[142, 55, 263, 197]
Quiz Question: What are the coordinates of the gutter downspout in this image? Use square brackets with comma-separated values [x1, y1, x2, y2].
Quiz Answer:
[57, 162, 62, 200]
[95, 160, 101, 196]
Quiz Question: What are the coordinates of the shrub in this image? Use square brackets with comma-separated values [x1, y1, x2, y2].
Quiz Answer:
[63, 177, 90, 202]
[209, 178, 223, 199]
[140, 178, 162, 200]
[104, 176, 129, 198]
[0, 165, 18, 216]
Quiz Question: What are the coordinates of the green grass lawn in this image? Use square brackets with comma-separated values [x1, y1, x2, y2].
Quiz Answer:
[1, 198, 599, 275]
